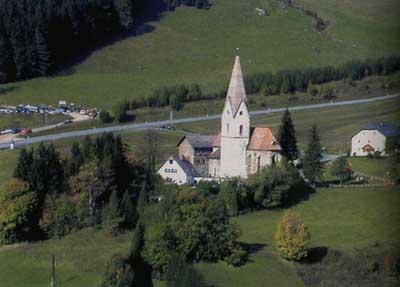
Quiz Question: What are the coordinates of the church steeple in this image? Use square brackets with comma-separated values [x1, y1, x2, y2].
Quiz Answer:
[219, 54, 250, 179]
[225, 55, 247, 117]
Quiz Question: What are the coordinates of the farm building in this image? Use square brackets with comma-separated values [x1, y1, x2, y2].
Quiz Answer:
[351, 122, 400, 156]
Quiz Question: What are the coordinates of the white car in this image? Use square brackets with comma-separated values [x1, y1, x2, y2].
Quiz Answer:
[1, 129, 12, 135]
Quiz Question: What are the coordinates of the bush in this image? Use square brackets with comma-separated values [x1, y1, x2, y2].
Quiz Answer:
[99, 254, 134, 287]
[99, 110, 114, 123]
[275, 211, 310, 261]
[39, 194, 80, 238]
[165, 254, 208, 287]
[0, 179, 37, 244]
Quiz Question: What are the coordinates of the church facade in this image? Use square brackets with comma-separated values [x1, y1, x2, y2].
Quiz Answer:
[158, 55, 282, 185]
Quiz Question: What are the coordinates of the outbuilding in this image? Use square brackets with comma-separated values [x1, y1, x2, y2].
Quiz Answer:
[351, 122, 400, 156]
[157, 156, 198, 185]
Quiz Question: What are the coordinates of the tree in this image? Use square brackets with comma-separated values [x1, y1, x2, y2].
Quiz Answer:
[302, 125, 323, 183]
[275, 211, 310, 261]
[142, 188, 245, 272]
[99, 254, 135, 287]
[112, 100, 129, 122]
[165, 254, 208, 287]
[141, 130, 160, 173]
[14, 148, 33, 181]
[278, 109, 299, 162]
[67, 142, 85, 176]
[332, 156, 351, 184]
[101, 191, 123, 235]
[99, 110, 113, 123]
[0, 179, 37, 244]
[39, 194, 79, 238]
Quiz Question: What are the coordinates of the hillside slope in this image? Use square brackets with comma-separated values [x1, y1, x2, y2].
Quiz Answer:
[0, 0, 399, 108]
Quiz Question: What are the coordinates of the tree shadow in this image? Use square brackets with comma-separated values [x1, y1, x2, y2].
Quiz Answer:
[0, 86, 18, 96]
[300, 246, 329, 264]
[240, 242, 267, 259]
[56, 0, 167, 76]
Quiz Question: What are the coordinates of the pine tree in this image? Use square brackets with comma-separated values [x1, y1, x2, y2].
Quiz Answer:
[68, 142, 85, 176]
[14, 148, 34, 182]
[278, 109, 299, 162]
[302, 125, 323, 184]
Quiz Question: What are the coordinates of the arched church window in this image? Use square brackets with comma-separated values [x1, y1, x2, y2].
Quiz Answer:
[239, 125, 243, 136]
[227, 123, 229, 133]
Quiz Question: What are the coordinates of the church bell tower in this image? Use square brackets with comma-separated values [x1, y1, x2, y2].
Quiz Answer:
[219, 54, 250, 178]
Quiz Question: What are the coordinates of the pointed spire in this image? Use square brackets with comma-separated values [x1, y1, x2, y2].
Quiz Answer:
[226, 54, 247, 116]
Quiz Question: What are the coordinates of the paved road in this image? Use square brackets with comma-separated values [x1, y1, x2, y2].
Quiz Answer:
[1, 94, 398, 150]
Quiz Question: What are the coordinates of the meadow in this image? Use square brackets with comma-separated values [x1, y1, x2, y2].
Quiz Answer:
[0, 186, 398, 287]
[0, 113, 70, 130]
[0, 0, 399, 108]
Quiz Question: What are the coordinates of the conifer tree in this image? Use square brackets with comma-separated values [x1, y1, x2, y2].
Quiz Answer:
[302, 125, 323, 184]
[278, 109, 299, 162]
[14, 148, 34, 182]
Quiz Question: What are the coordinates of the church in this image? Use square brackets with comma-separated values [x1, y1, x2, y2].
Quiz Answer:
[158, 55, 282, 185]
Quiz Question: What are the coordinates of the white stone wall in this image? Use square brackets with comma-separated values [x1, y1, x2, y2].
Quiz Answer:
[208, 158, 220, 178]
[220, 100, 250, 178]
[351, 130, 386, 156]
[157, 159, 192, 185]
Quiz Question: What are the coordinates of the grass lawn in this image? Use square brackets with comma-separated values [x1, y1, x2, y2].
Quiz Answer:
[0, 0, 399, 108]
[0, 113, 70, 130]
[0, 150, 18, 183]
[348, 157, 398, 180]
[1, 186, 399, 287]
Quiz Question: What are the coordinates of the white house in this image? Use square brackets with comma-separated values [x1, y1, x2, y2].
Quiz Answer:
[351, 122, 400, 156]
[157, 156, 198, 185]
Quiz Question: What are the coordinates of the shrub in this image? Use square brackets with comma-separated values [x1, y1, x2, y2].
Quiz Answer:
[39, 194, 80, 238]
[0, 179, 37, 244]
[99, 110, 114, 123]
[99, 254, 134, 287]
[275, 211, 310, 261]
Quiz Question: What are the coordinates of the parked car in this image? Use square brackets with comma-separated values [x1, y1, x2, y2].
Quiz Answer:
[11, 128, 21, 134]
[20, 128, 32, 135]
[1, 129, 12, 135]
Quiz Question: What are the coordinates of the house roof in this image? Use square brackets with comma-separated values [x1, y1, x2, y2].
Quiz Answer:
[365, 122, 400, 137]
[212, 133, 221, 147]
[248, 126, 281, 151]
[225, 55, 247, 116]
[208, 148, 221, 159]
[169, 156, 199, 177]
[177, 135, 218, 149]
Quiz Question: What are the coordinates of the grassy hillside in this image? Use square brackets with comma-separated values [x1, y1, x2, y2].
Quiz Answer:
[0, 186, 398, 287]
[0, 0, 399, 108]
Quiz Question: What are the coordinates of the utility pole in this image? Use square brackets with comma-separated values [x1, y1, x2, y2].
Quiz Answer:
[50, 254, 56, 287]
[169, 110, 173, 128]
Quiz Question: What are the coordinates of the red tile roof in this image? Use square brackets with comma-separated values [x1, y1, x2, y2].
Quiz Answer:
[248, 127, 281, 151]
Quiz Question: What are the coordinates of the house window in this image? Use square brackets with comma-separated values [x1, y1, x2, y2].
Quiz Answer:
[169, 159, 173, 164]
[239, 111, 243, 115]
[239, 125, 243, 136]
[257, 156, 261, 174]
[213, 168, 216, 177]
[227, 123, 229, 133]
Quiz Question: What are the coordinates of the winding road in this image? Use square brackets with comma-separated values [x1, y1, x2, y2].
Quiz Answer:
[1, 93, 399, 150]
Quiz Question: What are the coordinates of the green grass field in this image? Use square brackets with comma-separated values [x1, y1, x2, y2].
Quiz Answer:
[0, 186, 398, 287]
[348, 157, 394, 180]
[0, 113, 70, 130]
[0, 0, 399, 108]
